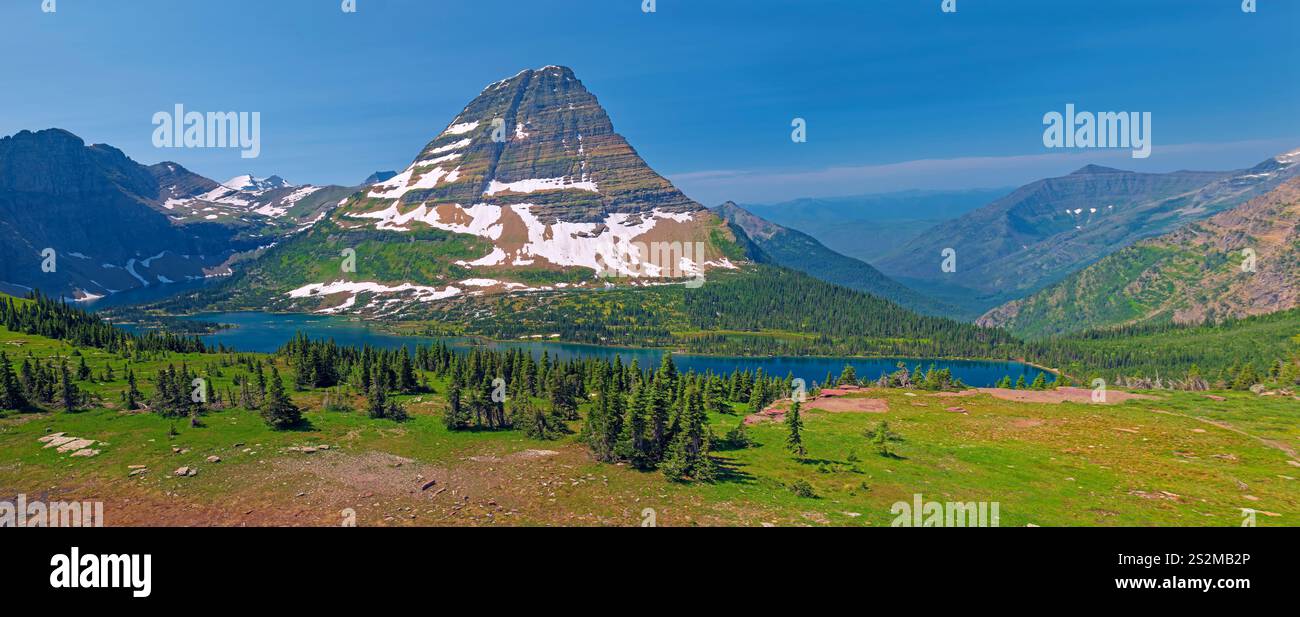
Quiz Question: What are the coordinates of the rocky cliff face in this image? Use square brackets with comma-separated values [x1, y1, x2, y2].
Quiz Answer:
[980, 173, 1300, 338]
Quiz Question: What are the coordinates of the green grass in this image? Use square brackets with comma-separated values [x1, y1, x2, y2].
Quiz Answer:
[696, 389, 1300, 526]
[4, 316, 1297, 527]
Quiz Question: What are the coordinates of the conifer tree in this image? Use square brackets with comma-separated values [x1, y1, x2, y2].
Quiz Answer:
[784, 400, 806, 458]
[440, 380, 462, 429]
[1029, 373, 1048, 391]
[239, 380, 254, 410]
[583, 372, 623, 462]
[548, 370, 578, 420]
[518, 398, 561, 440]
[0, 352, 27, 411]
[58, 361, 78, 413]
[261, 367, 301, 429]
[19, 358, 35, 401]
[649, 374, 671, 459]
[723, 418, 753, 450]
[616, 381, 653, 469]
[254, 365, 268, 408]
[869, 421, 898, 458]
[368, 381, 389, 419]
[747, 378, 770, 414]
[124, 369, 142, 410]
[839, 364, 858, 386]
[398, 346, 417, 393]
[660, 386, 714, 482]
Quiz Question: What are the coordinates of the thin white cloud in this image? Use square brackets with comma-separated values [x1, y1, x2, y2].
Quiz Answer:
[670, 138, 1300, 205]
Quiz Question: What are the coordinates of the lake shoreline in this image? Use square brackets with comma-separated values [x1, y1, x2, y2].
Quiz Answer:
[172, 309, 1028, 365]
[166, 311, 1049, 388]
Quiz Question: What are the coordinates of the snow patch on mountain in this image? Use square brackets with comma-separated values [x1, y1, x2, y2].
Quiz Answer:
[443, 121, 480, 136]
[348, 202, 504, 237]
[289, 280, 464, 312]
[416, 152, 461, 167]
[484, 177, 599, 196]
[347, 199, 706, 278]
[252, 185, 324, 217]
[197, 184, 253, 206]
[222, 175, 293, 194]
[457, 247, 509, 267]
[367, 163, 462, 201]
[428, 138, 472, 155]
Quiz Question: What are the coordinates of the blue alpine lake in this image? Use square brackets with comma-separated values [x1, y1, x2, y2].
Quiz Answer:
[169, 311, 1046, 388]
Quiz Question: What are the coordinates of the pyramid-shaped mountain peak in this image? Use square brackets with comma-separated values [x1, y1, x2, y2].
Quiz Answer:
[359, 66, 702, 224]
[324, 67, 736, 287]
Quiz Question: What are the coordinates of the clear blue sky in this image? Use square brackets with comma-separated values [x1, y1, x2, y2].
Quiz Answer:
[2, 0, 1296, 204]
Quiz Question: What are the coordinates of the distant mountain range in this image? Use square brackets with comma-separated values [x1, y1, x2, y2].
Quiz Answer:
[154, 169, 352, 225]
[713, 202, 952, 316]
[743, 188, 1008, 264]
[981, 173, 1300, 338]
[872, 152, 1300, 318]
[0, 128, 355, 300]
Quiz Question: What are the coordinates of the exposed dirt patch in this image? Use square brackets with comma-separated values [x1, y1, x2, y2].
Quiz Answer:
[747, 396, 888, 424]
[272, 451, 441, 498]
[946, 387, 1159, 405]
[435, 203, 474, 227]
[513, 449, 560, 460]
[806, 398, 888, 413]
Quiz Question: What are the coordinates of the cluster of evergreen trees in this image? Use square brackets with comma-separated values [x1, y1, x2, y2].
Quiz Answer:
[0, 350, 85, 412]
[0, 292, 206, 355]
[820, 362, 968, 392]
[279, 334, 799, 481]
[992, 372, 1062, 390]
[443, 347, 580, 431]
[1219, 360, 1300, 391]
[279, 334, 436, 421]
[143, 357, 302, 429]
[147, 363, 211, 418]
[280, 334, 434, 394]
[572, 357, 795, 481]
